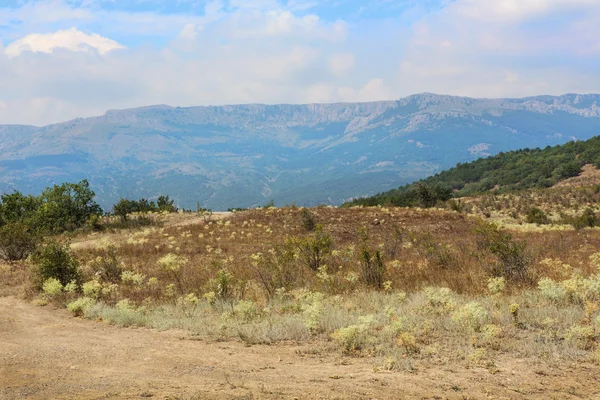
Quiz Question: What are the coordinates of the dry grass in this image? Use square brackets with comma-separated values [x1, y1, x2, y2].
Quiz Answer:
[3, 204, 600, 371]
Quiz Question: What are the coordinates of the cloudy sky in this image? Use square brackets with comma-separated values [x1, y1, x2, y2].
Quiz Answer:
[1, 0, 599, 126]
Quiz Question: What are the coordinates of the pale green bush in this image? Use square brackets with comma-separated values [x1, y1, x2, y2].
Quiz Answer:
[234, 300, 259, 322]
[423, 286, 456, 312]
[121, 270, 146, 286]
[82, 279, 103, 298]
[64, 280, 78, 293]
[566, 325, 597, 349]
[562, 274, 586, 302]
[157, 253, 188, 272]
[452, 301, 489, 332]
[487, 277, 506, 295]
[116, 298, 136, 311]
[42, 278, 63, 297]
[204, 291, 217, 305]
[67, 297, 96, 316]
[331, 324, 368, 352]
[538, 277, 567, 302]
[583, 274, 600, 300]
[300, 291, 325, 333]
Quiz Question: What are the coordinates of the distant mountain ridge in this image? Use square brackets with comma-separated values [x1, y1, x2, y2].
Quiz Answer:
[1, 93, 600, 210]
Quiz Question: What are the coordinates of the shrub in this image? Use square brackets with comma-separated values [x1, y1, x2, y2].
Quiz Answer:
[90, 246, 123, 283]
[158, 253, 188, 292]
[475, 221, 531, 283]
[566, 325, 597, 350]
[30, 240, 81, 289]
[0, 221, 39, 261]
[526, 207, 550, 225]
[121, 270, 146, 286]
[452, 301, 489, 332]
[67, 297, 96, 316]
[359, 248, 385, 289]
[423, 286, 456, 312]
[572, 208, 599, 230]
[214, 269, 234, 301]
[251, 247, 299, 298]
[82, 280, 103, 299]
[538, 277, 567, 302]
[42, 278, 63, 298]
[289, 225, 332, 272]
[300, 291, 325, 333]
[299, 208, 316, 231]
[157, 195, 177, 213]
[487, 277, 506, 295]
[234, 300, 259, 322]
[331, 324, 368, 353]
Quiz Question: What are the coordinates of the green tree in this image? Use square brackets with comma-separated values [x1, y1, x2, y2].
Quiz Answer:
[112, 198, 138, 221]
[36, 180, 102, 233]
[157, 195, 177, 212]
[0, 221, 39, 261]
[30, 240, 81, 288]
[0, 191, 41, 226]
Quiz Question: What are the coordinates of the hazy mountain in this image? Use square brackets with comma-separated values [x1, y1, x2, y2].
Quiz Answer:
[1, 93, 599, 210]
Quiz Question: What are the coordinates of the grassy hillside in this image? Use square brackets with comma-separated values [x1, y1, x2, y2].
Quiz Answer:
[345, 136, 600, 207]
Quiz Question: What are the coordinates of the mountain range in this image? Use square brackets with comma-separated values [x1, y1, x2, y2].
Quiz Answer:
[1, 93, 600, 210]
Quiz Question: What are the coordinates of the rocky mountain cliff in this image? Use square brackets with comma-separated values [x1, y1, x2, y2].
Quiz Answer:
[1, 93, 599, 210]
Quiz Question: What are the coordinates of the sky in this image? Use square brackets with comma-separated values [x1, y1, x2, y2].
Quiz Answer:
[0, 0, 599, 126]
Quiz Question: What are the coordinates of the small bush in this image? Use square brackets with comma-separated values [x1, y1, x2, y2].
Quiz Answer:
[572, 208, 599, 230]
[452, 301, 489, 332]
[234, 300, 259, 322]
[82, 280, 103, 299]
[475, 222, 531, 283]
[89, 247, 123, 283]
[67, 297, 96, 317]
[359, 248, 385, 289]
[30, 240, 81, 289]
[42, 278, 63, 298]
[566, 325, 597, 350]
[289, 225, 332, 272]
[538, 277, 568, 302]
[121, 270, 146, 286]
[526, 207, 550, 225]
[331, 324, 368, 353]
[0, 221, 39, 261]
[423, 286, 456, 312]
[487, 277, 506, 295]
[299, 208, 316, 231]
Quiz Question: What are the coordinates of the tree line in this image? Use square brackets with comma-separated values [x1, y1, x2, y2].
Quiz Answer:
[344, 136, 600, 208]
[0, 180, 179, 261]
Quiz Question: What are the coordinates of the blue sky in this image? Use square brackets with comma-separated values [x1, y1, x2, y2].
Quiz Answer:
[0, 0, 599, 125]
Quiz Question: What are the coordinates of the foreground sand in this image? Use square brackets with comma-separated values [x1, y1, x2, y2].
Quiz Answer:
[1, 296, 599, 400]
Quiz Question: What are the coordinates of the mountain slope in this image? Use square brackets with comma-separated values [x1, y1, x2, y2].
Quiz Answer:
[1, 93, 600, 210]
[344, 136, 600, 207]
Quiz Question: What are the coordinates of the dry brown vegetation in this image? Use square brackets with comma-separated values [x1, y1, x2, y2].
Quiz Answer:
[3, 203, 600, 398]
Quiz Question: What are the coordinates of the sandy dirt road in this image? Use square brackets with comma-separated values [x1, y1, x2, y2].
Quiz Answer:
[1, 296, 600, 400]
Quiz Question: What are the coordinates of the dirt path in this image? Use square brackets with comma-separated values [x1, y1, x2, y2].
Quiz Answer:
[1, 296, 599, 400]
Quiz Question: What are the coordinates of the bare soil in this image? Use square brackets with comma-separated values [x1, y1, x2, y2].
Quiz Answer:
[1, 297, 600, 399]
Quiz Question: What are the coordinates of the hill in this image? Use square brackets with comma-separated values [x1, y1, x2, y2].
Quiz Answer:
[1, 93, 600, 210]
[345, 136, 600, 207]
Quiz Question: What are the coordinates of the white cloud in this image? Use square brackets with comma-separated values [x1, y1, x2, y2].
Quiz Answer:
[328, 52, 355, 77]
[4, 27, 124, 57]
[178, 23, 202, 41]
[350, 78, 394, 102]
[0, 0, 599, 126]
[454, 0, 600, 22]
